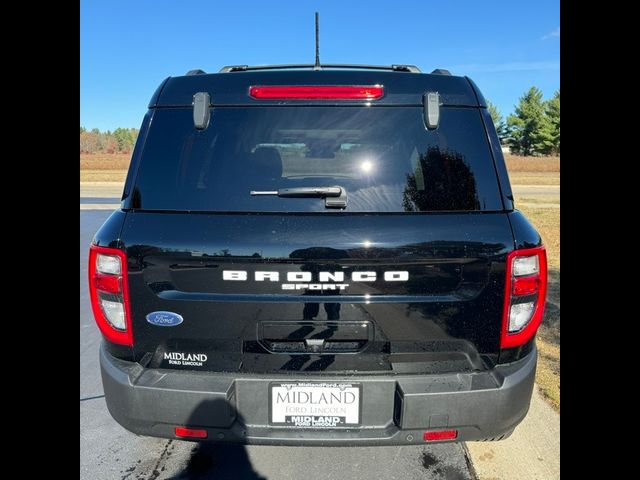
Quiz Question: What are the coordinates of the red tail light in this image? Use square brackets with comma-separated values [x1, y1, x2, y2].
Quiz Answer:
[424, 429, 458, 441]
[88, 245, 133, 346]
[175, 426, 208, 439]
[249, 85, 384, 100]
[501, 246, 547, 349]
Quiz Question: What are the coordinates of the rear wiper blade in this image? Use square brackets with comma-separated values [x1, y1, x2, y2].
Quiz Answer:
[250, 186, 348, 208]
[251, 186, 341, 197]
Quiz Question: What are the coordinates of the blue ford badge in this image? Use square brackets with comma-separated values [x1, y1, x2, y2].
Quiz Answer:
[146, 311, 184, 327]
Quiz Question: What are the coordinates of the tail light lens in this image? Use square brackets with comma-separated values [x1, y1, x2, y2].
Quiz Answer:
[249, 85, 384, 100]
[88, 245, 133, 346]
[501, 246, 547, 349]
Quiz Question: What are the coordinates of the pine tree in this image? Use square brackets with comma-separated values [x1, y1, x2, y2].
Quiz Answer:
[487, 101, 508, 144]
[532, 109, 555, 155]
[545, 90, 560, 155]
[507, 87, 549, 156]
[113, 127, 134, 152]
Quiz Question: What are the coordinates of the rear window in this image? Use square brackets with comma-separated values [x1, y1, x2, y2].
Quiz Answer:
[132, 107, 503, 212]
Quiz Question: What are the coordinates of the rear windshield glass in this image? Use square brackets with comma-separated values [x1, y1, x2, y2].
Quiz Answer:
[133, 107, 503, 212]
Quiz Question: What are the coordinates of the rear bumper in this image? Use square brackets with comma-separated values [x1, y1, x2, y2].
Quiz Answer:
[100, 344, 536, 446]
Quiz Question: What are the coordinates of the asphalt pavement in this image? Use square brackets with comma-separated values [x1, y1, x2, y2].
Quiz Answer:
[80, 208, 475, 480]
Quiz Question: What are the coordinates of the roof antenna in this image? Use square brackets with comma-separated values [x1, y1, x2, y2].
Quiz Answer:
[314, 12, 321, 71]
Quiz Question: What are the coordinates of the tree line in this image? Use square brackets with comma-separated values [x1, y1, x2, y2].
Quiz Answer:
[80, 86, 559, 157]
[80, 126, 139, 154]
[488, 87, 560, 156]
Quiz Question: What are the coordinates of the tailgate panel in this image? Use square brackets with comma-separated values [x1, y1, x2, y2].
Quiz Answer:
[122, 212, 512, 374]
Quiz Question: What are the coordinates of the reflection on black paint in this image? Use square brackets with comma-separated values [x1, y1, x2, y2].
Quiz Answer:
[280, 354, 312, 371]
[277, 247, 346, 371]
[292, 246, 345, 323]
[401, 240, 505, 354]
[303, 300, 341, 320]
[403, 146, 480, 212]
[280, 354, 337, 372]
[285, 325, 315, 339]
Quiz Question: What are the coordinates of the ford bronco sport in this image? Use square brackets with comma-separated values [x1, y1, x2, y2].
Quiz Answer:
[89, 63, 546, 445]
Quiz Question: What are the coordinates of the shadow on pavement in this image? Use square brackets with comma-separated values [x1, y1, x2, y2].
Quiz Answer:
[172, 443, 265, 479]
[170, 399, 265, 479]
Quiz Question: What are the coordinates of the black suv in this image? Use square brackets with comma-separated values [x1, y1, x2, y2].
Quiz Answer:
[89, 64, 546, 446]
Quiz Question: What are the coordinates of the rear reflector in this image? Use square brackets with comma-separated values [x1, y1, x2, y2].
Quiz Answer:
[424, 429, 458, 441]
[249, 85, 384, 100]
[88, 245, 133, 346]
[501, 246, 547, 349]
[175, 427, 208, 439]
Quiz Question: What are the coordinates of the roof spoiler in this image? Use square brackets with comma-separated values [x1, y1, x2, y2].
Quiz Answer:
[218, 64, 422, 73]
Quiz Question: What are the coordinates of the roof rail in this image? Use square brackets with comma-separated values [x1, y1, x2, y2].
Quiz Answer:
[218, 64, 422, 73]
[186, 69, 206, 76]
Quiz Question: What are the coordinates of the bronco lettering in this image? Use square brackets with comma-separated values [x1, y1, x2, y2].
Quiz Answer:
[223, 270, 408, 282]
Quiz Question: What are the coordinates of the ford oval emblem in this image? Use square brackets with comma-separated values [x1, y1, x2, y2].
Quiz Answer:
[146, 311, 184, 327]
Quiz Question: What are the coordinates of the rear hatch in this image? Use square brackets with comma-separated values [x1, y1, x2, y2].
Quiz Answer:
[122, 88, 512, 375]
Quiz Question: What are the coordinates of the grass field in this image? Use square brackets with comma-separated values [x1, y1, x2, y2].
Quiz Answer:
[80, 153, 130, 182]
[80, 169, 128, 182]
[80, 153, 131, 170]
[509, 172, 560, 185]
[504, 154, 559, 172]
[81, 153, 560, 410]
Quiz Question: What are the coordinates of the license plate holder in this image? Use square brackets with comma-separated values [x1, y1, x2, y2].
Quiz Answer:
[269, 382, 362, 428]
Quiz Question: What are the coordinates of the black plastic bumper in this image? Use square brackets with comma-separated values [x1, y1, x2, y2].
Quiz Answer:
[100, 344, 536, 445]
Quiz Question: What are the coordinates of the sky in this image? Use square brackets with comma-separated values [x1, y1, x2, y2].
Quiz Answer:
[80, 0, 559, 131]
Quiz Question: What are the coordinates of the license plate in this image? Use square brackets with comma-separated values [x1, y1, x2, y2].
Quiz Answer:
[270, 382, 362, 428]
